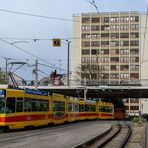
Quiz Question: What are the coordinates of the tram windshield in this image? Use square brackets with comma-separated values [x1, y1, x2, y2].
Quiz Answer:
[0, 97, 5, 113]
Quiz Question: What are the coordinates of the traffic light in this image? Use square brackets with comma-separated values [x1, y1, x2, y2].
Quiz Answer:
[52, 38, 61, 47]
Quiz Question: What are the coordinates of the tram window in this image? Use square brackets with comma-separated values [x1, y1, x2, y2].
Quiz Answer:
[53, 101, 65, 111]
[99, 106, 106, 112]
[24, 98, 32, 112]
[91, 105, 96, 112]
[32, 99, 38, 111]
[44, 100, 49, 111]
[6, 97, 15, 113]
[60, 102, 65, 111]
[73, 103, 79, 112]
[0, 97, 5, 113]
[79, 104, 85, 112]
[85, 104, 89, 112]
[16, 98, 23, 112]
[68, 103, 72, 112]
[40, 100, 44, 111]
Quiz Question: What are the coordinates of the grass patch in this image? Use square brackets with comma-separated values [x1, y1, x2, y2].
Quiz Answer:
[131, 117, 146, 125]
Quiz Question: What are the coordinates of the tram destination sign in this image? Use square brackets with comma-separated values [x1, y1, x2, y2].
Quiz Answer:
[0, 90, 5, 97]
[24, 88, 48, 96]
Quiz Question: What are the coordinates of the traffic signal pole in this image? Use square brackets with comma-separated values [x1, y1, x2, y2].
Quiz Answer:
[66, 40, 71, 86]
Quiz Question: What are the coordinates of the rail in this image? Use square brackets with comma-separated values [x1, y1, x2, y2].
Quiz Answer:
[119, 122, 132, 148]
[73, 122, 132, 148]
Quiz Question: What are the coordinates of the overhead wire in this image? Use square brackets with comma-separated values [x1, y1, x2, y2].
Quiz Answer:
[0, 38, 68, 72]
[0, 9, 80, 22]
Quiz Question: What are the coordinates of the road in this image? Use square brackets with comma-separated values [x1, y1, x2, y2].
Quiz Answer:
[0, 121, 115, 148]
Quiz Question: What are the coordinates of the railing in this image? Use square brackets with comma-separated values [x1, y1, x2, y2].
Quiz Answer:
[16, 79, 148, 87]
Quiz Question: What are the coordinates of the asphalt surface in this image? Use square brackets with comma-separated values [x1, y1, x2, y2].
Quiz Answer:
[0, 121, 115, 148]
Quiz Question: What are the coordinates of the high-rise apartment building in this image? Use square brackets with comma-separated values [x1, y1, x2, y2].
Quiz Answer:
[72, 11, 148, 116]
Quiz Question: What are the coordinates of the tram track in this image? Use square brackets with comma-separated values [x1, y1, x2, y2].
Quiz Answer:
[144, 123, 148, 148]
[0, 120, 105, 146]
[74, 121, 132, 148]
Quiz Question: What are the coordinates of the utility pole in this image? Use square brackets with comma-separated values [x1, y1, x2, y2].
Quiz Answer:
[5, 58, 11, 84]
[5, 58, 8, 84]
[66, 40, 71, 86]
[34, 59, 38, 89]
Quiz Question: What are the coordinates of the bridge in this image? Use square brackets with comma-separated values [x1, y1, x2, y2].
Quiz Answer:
[1, 82, 148, 98]
[19, 85, 148, 98]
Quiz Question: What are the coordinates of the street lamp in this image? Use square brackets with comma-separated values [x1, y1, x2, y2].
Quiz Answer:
[66, 40, 71, 86]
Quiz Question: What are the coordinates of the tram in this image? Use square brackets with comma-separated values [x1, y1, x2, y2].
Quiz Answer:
[0, 88, 114, 131]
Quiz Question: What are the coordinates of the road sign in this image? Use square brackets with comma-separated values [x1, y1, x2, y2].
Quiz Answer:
[52, 38, 61, 47]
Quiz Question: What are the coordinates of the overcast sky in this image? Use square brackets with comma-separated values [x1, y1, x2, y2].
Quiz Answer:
[0, 0, 147, 80]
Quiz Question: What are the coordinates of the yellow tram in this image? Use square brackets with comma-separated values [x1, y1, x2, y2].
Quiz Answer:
[0, 88, 51, 130]
[97, 102, 114, 119]
[0, 88, 114, 131]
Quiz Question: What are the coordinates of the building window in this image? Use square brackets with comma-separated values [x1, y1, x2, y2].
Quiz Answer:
[120, 57, 129, 62]
[91, 41, 100, 47]
[130, 106, 139, 110]
[82, 41, 90, 47]
[82, 49, 90, 55]
[101, 41, 109, 46]
[110, 41, 119, 46]
[120, 16, 129, 22]
[130, 65, 139, 71]
[120, 24, 129, 30]
[120, 73, 129, 79]
[130, 49, 139, 54]
[91, 49, 99, 55]
[91, 17, 100, 23]
[130, 24, 139, 30]
[101, 33, 109, 38]
[120, 65, 129, 71]
[130, 41, 139, 46]
[103, 17, 109, 22]
[82, 33, 91, 39]
[110, 25, 119, 30]
[111, 33, 119, 38]
[120, 33, 129, 38]
[101, 25, 109, 30]
[91, 57, 97, 63]
[120, 49, 129, 54]
[111, 65, 119, 70]
[130, 73, 139, 79]
[101, 65, 109, 70]
[101, 49, 109, 54]
[111, 49, 119, 54]
[101, 57, 109, 63]
[130, 99, 139, 103]
[81, 57, 90, 63]
[82, 25, 91, 31]
[82, 17, 91, 23]
[103, 73, 109, 79]
[111, 57, 119, 62]
[130, 57, 139, 62]
[110, 73, 119, 79]
[120, 41, 129, 46]
[91, 33, 100, 39]
[110, 17, 119, 22]
[91, 25, 100, 31]
[130, 32, 139, 38]
[130, 16, 139, 22]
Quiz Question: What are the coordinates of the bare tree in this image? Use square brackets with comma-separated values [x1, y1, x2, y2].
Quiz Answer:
[75, 62, 104, 86]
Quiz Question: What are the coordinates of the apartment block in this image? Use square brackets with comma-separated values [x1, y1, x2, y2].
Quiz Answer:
[72, 11, 148, 116]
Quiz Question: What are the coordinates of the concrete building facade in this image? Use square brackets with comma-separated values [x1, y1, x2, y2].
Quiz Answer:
[72, 11, 148, 117]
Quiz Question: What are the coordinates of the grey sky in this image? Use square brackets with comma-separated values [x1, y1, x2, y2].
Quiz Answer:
[0, 0, 146, 80]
